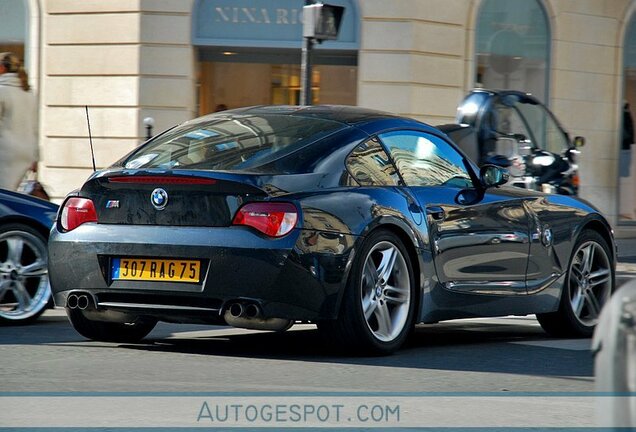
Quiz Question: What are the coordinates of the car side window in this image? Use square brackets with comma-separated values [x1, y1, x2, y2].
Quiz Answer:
[379, 130, 473, 188]
[346, 138, 400, 186]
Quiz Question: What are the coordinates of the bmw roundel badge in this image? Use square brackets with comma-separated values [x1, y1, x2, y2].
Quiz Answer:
[151, 188, 168, 210]
[541, 227, 553, 247]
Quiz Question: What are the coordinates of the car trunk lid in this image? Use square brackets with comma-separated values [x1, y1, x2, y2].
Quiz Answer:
[80, 170, 268, 227]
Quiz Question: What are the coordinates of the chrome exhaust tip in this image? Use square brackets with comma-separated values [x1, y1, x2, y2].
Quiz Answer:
[223, 302, 292, 332]
[244, 303, 260, 318]
[229, 303, 244, 318]
[67, 294, 78, 309]
[77, 295, 90, 310]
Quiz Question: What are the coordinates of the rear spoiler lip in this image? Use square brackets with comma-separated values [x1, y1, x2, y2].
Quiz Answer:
[88, 169, 335, 198]
[85, 168, 284, 199]
[92, 168, 264, 186]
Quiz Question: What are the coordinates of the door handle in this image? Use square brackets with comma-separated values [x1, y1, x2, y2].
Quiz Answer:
[426, 206, 445, 221]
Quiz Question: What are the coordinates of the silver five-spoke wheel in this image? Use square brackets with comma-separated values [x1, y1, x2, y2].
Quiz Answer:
[361, 241, 411, 342]
[318, 230, 416, 355]
[568, 240, 612, 326]
[537, 230, 614, 337]
[0, 226, 50, 323]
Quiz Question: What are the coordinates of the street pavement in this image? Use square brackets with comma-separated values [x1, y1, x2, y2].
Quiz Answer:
[0, 243, 633, 403]
[0, 310, 597, 393]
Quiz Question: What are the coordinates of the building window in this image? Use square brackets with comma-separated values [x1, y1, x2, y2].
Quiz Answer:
[0, 1, 28, 68]
[192, 0, 360, 115]
[475, 0, 550, 103]
[619, 15, 636, 223]
[197, 60, 357, 115]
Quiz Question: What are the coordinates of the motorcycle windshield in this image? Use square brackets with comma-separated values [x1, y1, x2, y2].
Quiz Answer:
[513, 100, 571, 154]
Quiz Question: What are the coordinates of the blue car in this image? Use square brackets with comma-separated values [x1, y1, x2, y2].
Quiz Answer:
[0, 189, 58, 323]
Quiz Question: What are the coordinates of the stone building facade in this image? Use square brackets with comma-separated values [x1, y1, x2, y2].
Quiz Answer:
[2, 0, 635, 231]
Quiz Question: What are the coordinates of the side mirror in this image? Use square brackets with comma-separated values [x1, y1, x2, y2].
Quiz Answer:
[480, 164, 509, 188]
[573, 136, 585, 147]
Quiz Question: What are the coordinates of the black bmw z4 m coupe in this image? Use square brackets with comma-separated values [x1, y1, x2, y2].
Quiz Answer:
[48, 105, 616, 354]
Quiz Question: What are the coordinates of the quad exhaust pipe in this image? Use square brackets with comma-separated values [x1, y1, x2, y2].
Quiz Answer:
[77, 295, 90, 310]
[244, 303, 260, 319]
[66, 293, 93, 310]
[224, 301, 292, 332]
[67, 294, 291, 330]
[229, 303, 244, 318]
[67, 294, 78, 309]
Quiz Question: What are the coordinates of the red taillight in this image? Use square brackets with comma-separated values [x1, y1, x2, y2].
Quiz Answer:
[60, 197, 98, 231]
[232, 202, 298, 237]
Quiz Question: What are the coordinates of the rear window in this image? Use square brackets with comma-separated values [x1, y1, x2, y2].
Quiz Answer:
[122, 114, 343, 171]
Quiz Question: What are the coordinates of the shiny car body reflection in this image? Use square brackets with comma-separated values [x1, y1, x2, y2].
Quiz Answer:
[48, 105, 616, 354]
[0, 189, 58, 323]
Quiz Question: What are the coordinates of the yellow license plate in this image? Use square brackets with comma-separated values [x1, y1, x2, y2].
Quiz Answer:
[112, 258, 201, 283]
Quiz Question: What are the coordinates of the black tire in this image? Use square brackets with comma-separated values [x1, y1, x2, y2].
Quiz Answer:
[67, 308, 157, 343]
[0, 223, 51, 325]
[536, 230, 614, 338]
[318, 230, 417, 355]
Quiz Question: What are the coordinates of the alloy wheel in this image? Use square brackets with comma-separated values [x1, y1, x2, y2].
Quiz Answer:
[568, 240, 612, 327]
[360, 241, 411, 342]
[0, 230, 50, 321]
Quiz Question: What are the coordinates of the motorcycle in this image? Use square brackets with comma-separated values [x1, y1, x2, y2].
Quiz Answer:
[440, 89, 585, 195]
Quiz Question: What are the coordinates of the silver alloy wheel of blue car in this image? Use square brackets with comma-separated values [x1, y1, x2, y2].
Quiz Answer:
[0, 229, 50, 321]
[568, 239, 612, 327]
[360, 241, 411, 342]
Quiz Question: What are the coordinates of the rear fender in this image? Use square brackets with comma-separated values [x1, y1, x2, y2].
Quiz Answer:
[330, 214, 432, 323]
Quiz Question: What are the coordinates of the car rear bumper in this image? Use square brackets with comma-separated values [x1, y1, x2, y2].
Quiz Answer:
[48, 223, 357, 323]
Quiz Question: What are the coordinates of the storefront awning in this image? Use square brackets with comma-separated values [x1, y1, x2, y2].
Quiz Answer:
[192, 0, 359, 50]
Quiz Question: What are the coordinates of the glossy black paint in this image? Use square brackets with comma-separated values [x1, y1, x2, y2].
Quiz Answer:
[0, 189, 58, 236]
[48, 105, 615, 326]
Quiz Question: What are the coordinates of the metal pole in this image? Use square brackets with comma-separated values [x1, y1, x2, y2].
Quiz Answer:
[300, 36, 314, 106]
